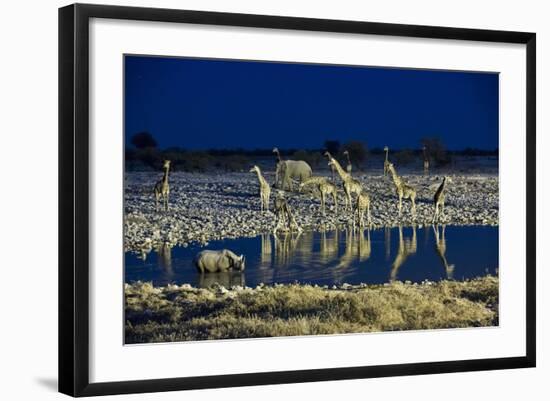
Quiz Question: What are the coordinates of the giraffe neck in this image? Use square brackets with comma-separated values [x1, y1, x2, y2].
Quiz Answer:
[389, 166, 401, 187]
[330, 158, 349, 180]
[438, 178, 447, 194]
[162, 167, 169, 184]
[385, 149, 389, 162]
[346, 153, 351, 165]
[255, 169, 265, 185]
[275, 149, 282, 162]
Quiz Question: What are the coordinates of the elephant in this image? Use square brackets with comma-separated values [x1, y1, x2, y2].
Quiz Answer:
[275, 160, 313, 191]
[194, 249, 246, 273]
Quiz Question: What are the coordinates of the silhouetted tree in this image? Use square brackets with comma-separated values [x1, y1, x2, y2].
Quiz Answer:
[324, 140, 340, 155]
[131, 131, 158, 149]
[342, 141, 368, 167]
[421, 136, 451, 166]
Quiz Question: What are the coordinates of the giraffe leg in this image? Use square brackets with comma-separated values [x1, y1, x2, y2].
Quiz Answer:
[411, 196, 416, 218]
[320, 190, 326, 215]
[333, 192, 338, 214]
[367, 202, 372, 226]
[398, 195, 403, 218]
[432, 203, 439, 224]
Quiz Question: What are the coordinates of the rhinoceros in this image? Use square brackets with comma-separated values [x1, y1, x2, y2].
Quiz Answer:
[194, 249, 246, 273]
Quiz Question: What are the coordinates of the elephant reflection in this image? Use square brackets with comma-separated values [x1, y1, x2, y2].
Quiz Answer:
[198, 271, 246, 288]
[389, 225, 417, 281]
[433, 225, 455, 280]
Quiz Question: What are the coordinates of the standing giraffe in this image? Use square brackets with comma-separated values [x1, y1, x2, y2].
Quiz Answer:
[250, 165, 271, 212]
[432, 176, 450, 223]
[383, 146, 390, 176]
[154, 160, 171, 212]
[387, 162, 417, 218]
[343, 150, 352, 174]
[324, 151, 337, 182]
[273, 191, 302, 234]
[422, 145, 430, 175]
[299, 177, 338, 215]
[272, 147, 282, 163]
[325, 152, 362, 211]
[433, 224, 455, 279]
[354, 189, 371, 228]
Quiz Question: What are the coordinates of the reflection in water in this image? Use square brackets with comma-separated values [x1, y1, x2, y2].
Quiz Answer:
[199, 271, 246, 288]
[126, 225, 498, 288]
[390, 225, 417, 281]
[320, 229, 339, 264]
[384, 227, 391, 261]
[433, 225, 455, 280]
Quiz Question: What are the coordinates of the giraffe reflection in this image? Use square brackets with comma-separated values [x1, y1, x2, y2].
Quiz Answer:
[335, 228, 372, 270]
[156, 242, 173, 275]
[257, 233, 274, 284]
[274, 231, 303, 267]
[390, 225, 417, 281]
[319, 228, 339, 265]
[433, 225, 455, 279]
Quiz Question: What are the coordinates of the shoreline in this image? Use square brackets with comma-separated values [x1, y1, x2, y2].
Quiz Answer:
[125, 275, 499, 344]
[125, 171, 499, 254]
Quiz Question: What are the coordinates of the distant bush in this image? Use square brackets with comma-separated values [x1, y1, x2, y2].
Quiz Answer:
[341, 141, 368, 167]
[130, 131, 158, 149]
[214, 154, 251, 172]
[292, 150, 323, 168]
[421, 137, 452, 166]
[394, 149, 415, 165]
[324, 140, 341, 156]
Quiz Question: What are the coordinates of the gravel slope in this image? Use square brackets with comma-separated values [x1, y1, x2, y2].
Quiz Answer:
[124, 171, 498, 254]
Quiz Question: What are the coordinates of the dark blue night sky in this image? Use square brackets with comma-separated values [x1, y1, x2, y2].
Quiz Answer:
[124, 55, 498, 151]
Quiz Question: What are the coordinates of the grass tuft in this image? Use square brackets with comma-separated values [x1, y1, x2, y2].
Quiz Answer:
[125, 276, 498, 344]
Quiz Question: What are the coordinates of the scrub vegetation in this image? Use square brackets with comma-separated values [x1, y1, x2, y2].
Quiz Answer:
[125, 276, 498, 344]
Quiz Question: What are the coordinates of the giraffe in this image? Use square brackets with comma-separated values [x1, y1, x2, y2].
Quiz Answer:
[272, 147, 282, 163]
[433, 224, 455, 279]
[390, 225, 417, 281]
[383, 146, 390, 176]
[154, 160, 171, 212]
[249, 165, 271, 212]
[422, 145, 430, 175]
[387, 162, 417, 218]
[354, 189, 371, 228]
[273, 191, 302, 234]
[325, 152, 362, 211]
[343, 150, 352, 175]
[432, 176, 451, 223]
[324, 151, 337, 182]
[299, 176, 338, 215]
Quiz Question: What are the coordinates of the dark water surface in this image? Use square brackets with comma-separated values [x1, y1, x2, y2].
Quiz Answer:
[125, 225, 498, 288]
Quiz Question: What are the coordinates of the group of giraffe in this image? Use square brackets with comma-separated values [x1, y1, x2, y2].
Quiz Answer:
[152, 145, 449, 233]
[248, 146, 450, 230]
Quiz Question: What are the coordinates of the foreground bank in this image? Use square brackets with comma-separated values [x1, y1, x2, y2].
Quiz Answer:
[125, 275, 498, 344]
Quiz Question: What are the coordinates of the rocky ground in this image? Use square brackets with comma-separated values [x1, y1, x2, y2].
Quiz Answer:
[125, 170, 498, 254]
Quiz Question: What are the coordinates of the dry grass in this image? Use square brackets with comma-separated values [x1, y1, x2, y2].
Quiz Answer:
[125, 276, 498, 344]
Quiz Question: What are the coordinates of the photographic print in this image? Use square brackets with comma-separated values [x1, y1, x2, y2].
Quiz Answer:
[123, 55, 499, 344]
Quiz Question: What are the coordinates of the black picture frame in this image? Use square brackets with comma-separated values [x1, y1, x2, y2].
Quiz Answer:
[59, 3, 536, 397]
